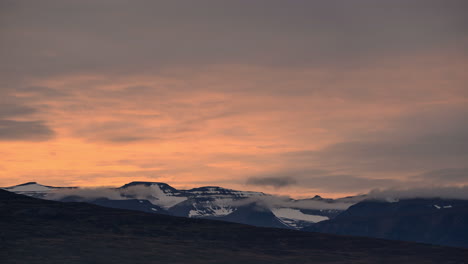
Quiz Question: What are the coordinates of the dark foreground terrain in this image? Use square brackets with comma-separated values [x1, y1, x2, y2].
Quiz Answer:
[0, 190, 467, 264]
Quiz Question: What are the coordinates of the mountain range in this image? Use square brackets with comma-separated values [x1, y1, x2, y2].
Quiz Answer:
[1, 188, 467, 263]
[3, 181, 468, 248]
[3, 181, 351, 230]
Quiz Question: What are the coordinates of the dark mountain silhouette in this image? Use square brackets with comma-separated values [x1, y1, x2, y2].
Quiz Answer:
[1, 189, 467, 264]
[307, 198, 468, 248]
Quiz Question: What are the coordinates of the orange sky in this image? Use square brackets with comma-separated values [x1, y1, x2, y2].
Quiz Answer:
[1, 1, 467, 198]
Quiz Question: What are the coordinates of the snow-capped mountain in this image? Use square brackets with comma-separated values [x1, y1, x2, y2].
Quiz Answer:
[168, 186, 266, 219]
[2, 182, 76, 198]
[5, 182, 468, 247]
[2, 181, 349, 230]
[3, 189, 464, 263]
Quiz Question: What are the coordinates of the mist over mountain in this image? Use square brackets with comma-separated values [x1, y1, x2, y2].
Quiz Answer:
[3, 181, 468, 248]
[4, 181, 350, 230]
[2, 189, 468, 264]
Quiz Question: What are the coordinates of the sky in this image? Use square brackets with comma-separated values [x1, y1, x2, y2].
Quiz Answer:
[1, 0, 467, 198]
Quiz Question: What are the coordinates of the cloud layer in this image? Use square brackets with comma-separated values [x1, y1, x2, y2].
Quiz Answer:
[0, 1, 467, 197]
[368, 186, 468, 201]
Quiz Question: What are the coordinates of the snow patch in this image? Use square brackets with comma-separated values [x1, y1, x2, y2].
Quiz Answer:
[146, 184, 187, 209]
[272, 208, 329, 223]
[188, 199, 235, 218]
[434, 204, 452, 209]
[6, 183, 52, 192]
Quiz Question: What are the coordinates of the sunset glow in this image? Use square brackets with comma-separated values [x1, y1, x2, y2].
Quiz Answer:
[1, 1, 467, 198]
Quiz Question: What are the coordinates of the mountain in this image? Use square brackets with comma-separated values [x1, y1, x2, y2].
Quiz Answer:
[2, 181, 344, 230]
[1, 189, 467, 264]
[63, 197, 169, 214]
[4, 182, 468, 248]
[213, 202, 289, 229]
[2, 181, 76, 198]
[2, 181, 71, 196]
[306, 198, 468, 248]
[167, 186, 265, 217]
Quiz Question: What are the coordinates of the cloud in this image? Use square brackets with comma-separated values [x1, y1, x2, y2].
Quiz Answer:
[0, 120, 55, 141]
[46, 187, 124, 201]
[246, 176, 297, 188]
[301, 175, 400, 192]
[45, 184, 186, 208]
[246, 169, 400, 193]
[47, 184, 355, 210]
[368, 185, 468, 200]
[231, 195, 354, 210]
[72, 121, 159, 144]
[0, 103, 37, 118]
[2, 0, 467, 80]
[417, 168, 468, 183]
[15, 86, 70, 98]
[107, 136, 156, 143]
[0, 96, 55, 141]
[0, 0, 467, 196]
[284, 105, 468, 175]
[238, 185, 468, 210]
[46, 185, 173, 202]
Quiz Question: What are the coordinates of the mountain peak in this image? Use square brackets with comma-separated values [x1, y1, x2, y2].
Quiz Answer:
[16, 182, 39, 186]
[119, 181, 178, 191]
[4, 182, 53, 192]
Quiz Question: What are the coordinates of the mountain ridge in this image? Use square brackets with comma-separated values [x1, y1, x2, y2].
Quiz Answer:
[4, 181, 468, 248]
[3, 181, 345, 230]
[1, 189, 467, 264]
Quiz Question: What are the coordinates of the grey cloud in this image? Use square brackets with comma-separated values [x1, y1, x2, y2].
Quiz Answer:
[1, 0, 467, 194]
[368, 186, 468, 201]
[107, 136, 157, 143]
[417, 168, 468, 183]
[246, 176, 297, 188]
[301, 175, 400, 192]
[46, 187, 124, 201]
[0, 96, 55, 142]
[1, 0, 467, 80]
[0, 120, 55, 141]
[15, 86, 69, 98]
[285, 106, 468, 174]
[246, 169, 400, 192]
[73, 120, 193, 144]
[232, 195, 353, 211]
[0, 103, 37, 118]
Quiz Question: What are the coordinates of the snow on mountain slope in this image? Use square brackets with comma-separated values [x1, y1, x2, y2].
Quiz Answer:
[2, 182, 76, 198]
[271, 208, 331, 229]
[185, 186, 265, 198]
[170, 186, 266, 219]
[144, 184, 187, 209]
[272, 208, 329, 223]
[120, 182, 187, 209]
[5, 182, 52, 192]
[3, 181, 349, 230]
[188, 201, 235, 217]
[169, 196, 239, 218]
